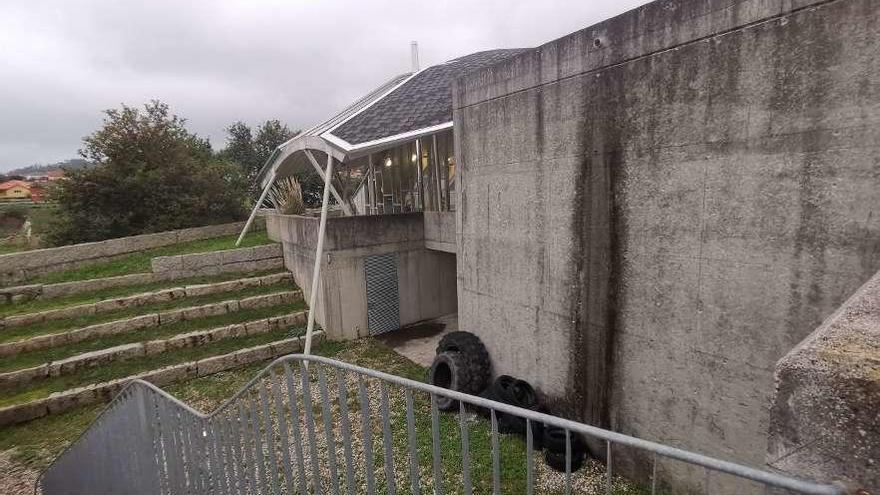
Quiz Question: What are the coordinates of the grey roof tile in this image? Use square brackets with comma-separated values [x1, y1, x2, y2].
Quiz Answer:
[329, 49, 529, 145]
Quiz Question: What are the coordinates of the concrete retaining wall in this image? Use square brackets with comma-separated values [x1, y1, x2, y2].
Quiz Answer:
[0, 221, 260, 286]
[151, 244, 282, 280]
[269, 212, 457, 340]
[0, 331, 323, 426]
[767, 270, 880, 493]
[0, 290, 302, 357]
[453, 0, 880, 491]
[0, 311, 306, 389]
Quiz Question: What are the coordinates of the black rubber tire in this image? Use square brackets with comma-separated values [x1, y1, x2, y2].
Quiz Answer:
[544, 448, 585, 473]
[436, 331, 491, 394]
[482, 375, 537, 409]
[427, 351, 470, 411]
[543, 426, 587, 457]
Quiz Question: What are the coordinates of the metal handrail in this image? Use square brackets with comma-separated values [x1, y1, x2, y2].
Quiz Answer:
[38, 354, 846, 495]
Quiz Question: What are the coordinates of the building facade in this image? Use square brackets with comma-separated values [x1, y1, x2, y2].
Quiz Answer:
[256, 0, 880, 491]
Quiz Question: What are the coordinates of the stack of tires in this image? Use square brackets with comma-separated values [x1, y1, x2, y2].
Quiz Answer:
[427, 331, 587, 472]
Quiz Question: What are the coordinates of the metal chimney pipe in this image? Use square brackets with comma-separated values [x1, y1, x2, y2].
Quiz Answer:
[411, 41, 420, 72]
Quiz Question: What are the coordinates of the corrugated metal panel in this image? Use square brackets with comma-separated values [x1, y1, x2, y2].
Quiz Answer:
[364, 253, 400, 335]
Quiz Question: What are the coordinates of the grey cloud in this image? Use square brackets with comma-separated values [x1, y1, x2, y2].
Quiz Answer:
[0, 0, 648, 171]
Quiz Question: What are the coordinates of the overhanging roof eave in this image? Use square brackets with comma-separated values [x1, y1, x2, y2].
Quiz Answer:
[321, 121, 454, 160]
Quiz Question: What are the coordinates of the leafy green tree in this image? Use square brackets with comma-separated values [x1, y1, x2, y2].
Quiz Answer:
[223, 122, 259, 184]
[223, 120, 333, 207]
[46, 101, 247, 245]
[224, 120, 294, 193]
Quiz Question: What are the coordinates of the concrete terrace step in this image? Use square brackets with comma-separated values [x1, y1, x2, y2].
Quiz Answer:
[0, 290, 302, 357]
[0, 311, 307, 389]
[0, 272, 156, 304]
[0, 272, 292, 329]
[0, 332, 325, 426]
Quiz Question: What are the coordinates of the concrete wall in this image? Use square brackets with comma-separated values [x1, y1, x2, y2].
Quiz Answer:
[424, 211, 457, 253]
[453, 0, 880, 490]
[768, 269, 879, 493]
[0, 220, 261, 286]
[268, 212, 457, 339]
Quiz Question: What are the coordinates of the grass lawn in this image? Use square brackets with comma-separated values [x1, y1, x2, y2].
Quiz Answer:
[0, 269, 282, 318]
[0, 301, 306, 374]
[0, 340, 647, 494]
[23, 230, 272, 286]
[0, 205, 57, 254]
[0, 282, 295, 344]
[0, 244, 28, 255]
[0, 325, 307, 408]
[0, 342, 343, 472]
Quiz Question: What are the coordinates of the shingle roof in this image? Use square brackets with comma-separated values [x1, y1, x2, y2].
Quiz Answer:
[0, 180, 30, 190]
[328, 49, 529, 146]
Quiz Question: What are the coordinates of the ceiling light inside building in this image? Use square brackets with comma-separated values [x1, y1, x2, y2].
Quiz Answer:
[384, 157, 393, 168]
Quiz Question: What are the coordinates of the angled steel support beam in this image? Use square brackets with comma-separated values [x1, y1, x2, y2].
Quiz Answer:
[304, 149, 353, 216]
[303, 148, 335, 357]
[235, 167, 277, 247]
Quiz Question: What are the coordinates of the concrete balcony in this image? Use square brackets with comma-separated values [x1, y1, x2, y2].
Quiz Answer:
[265, 211, 457, 340]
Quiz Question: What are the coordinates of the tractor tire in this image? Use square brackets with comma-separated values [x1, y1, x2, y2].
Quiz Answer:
[544, 448, 585, 473]
[436, 331, 491, 395]
[543, 426, 587, 463]
[428, 351, 472, 411]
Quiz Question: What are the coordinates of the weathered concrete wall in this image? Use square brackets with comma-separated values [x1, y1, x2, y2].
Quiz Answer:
[268, 212, 457, 339]
[0, 220, 261, 286]
[424, 211, 457, 253]
[768, 270, 879, 493]
[453, 0, 880, 490]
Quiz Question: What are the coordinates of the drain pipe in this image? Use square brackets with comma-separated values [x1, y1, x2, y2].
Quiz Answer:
[303, 148, 334, 356]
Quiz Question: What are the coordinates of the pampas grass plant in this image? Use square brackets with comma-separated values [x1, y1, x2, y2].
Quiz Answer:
[267, 176, 306, 215]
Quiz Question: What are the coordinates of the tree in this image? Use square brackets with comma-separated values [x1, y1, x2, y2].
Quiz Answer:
[222, 120, 333, 206]
[46, 101, 247, 245]
[223, 122, 259, 186]
[224, 120, 295, 193]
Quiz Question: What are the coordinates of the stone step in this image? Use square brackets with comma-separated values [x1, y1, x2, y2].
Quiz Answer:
[0, 331, 325, 426]
[0, 272, 292, 329]
[0, 311, 307, 389]
[0, 290, 302, 357]
[0, 273, 155, 304]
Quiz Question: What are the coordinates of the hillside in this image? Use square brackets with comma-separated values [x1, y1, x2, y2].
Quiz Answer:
[6, 159, 91, 177]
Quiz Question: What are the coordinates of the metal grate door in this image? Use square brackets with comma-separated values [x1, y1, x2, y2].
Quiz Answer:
[364, 253, 400, 334]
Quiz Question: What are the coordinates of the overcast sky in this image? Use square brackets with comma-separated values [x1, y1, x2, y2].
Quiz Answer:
[0, 0, 648, 171]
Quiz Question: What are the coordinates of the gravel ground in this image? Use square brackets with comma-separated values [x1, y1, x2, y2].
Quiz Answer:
[0, 450, 39, 495]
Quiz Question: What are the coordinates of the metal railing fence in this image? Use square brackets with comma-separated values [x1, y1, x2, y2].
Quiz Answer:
[38, 354, 845, 495]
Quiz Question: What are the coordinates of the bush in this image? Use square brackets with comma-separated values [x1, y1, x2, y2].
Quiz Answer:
[46, 101, 247, 246]
[1, 206, 28, 222]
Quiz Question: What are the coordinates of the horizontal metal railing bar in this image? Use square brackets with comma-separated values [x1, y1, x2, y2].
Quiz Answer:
[39, 353, 846, 495]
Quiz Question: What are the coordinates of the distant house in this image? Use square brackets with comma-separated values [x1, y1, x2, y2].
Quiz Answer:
[0, 180, 31, 200]
[26, 169, 65, 183]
